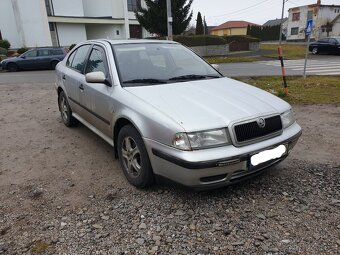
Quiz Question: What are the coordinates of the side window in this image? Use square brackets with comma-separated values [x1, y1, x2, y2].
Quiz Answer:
[38, 49, 50, 57]
[51, 49, 63, 55]
[85, 47, 108, 75]
[70, 45, 91, 73]
[66, 49, 77, 67]
[24, 50, 37, 58]
[329, 39, 337, 45]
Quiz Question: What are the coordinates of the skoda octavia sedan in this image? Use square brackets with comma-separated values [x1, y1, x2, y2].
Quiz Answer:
[55, 39, 301, 189]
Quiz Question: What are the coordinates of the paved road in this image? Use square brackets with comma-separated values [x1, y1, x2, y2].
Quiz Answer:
[219, 55, 340, 77]
[0, 70, 55, 84]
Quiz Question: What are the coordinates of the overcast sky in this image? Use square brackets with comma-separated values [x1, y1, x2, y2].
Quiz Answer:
[190, 0, 338, 26]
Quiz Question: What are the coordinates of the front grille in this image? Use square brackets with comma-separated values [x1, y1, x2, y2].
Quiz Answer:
[234, 115, 282, 144]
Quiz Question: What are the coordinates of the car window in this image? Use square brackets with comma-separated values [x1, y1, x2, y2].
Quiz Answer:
[38, 49, 50, 57]
[329, 39, 337, 44]
[318, 38, 329, 43]
[66, 50, 77, 67]
[70, 45, 91, 73]
[168, 47, 206, 73]
[50, 49, 64, 55]
[24, 50, 37, 58]
[85, 47, 107, 75]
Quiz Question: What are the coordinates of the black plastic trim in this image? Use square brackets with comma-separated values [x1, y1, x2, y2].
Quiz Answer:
[68, 96, 110, 125]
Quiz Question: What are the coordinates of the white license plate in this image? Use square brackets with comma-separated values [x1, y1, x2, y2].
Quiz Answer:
[250, 145, 287, 167]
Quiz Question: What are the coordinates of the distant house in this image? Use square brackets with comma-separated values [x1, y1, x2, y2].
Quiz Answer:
[286, 0, 340, 41]
[210, 21, 260, 36]
[263, 18, 288, 27]
[0, 0, 149, 48]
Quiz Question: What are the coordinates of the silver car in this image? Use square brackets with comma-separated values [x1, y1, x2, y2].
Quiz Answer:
[55, 39, 302, 189]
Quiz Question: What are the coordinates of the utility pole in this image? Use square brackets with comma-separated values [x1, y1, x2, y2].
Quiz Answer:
[278, 0, 288, 95]
[166, 0, 173, 40]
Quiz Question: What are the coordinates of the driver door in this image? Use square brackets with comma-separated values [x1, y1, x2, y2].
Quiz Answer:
[80, 45, 114, 138]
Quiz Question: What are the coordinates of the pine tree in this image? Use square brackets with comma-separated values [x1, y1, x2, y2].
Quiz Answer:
[135, 0, 193, 36]
[195, 12, 204, 35]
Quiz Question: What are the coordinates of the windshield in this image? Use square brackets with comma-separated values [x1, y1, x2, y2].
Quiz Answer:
[335, 38, 340, 43]
[112, 43, 222, 86]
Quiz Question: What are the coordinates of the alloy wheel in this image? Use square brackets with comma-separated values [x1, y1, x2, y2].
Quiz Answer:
[121, 136, 142, 178]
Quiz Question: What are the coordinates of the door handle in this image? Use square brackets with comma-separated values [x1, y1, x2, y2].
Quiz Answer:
[62, 74, 66, 80]
[79, 84, 84, 91]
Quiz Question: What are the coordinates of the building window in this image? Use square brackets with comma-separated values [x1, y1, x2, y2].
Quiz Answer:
[292, 12, 300, 21]
[128, 0, 141, 12]
[307, 10, 313, 20]
[291, 27, 299, 35]
[116, 30, 120, 35]
[45, 0, 52, 16]
[49, 22, 55, 31]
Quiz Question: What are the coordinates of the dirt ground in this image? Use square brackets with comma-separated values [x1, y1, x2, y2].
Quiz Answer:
[0, 80, 339, 254]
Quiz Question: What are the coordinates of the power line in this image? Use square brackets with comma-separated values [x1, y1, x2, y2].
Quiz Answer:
[210, 0, 273, 18]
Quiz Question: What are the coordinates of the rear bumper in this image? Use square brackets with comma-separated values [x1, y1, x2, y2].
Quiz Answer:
[144, 122, 302, 189]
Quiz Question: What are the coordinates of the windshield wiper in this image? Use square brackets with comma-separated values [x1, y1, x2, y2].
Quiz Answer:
[169, 74, 220, 81]
[123, 78, 167, 84]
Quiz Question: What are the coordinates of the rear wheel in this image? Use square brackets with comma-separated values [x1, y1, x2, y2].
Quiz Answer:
[7, 63, 18, 72]
[117, 125, 154, 188]
[58, 91, 78, 127]
[51, 60, 59, 70]
[312, 47, 318, 55]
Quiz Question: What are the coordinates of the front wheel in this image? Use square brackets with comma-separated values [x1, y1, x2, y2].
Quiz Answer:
[312, 47, 318, 55]
[117, 125, 154, 188]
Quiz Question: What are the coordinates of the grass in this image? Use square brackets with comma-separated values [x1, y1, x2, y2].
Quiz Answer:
[205, 56, 258, 64]
[260, 43, 307, 59]
[235, 76, 340, 104]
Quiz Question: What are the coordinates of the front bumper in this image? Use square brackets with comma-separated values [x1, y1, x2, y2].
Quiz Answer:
[144, 122, 302, 189]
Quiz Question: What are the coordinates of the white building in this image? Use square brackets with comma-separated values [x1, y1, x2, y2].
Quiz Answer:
[0, 0, 150, 48]
[286, 0, 340, 41]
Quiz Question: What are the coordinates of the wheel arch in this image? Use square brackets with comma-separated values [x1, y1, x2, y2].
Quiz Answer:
[113, 117, 142, 158]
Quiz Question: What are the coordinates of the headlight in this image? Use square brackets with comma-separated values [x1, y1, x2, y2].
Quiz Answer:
[281, 109, 295, 129]
[172, 128, 231, 150]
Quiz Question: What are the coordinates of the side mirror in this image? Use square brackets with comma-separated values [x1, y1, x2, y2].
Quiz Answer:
[20, 55, 26, 59]
[85, 71, 111, 86]
[212, 64, 219, 71]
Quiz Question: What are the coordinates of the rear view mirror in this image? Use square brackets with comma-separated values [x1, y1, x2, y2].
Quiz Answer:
[212, 64, 219, 71]
[86, 71, 106, 83]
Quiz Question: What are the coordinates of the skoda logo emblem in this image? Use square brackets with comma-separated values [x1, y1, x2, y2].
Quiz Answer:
[257, 118, 266, 128]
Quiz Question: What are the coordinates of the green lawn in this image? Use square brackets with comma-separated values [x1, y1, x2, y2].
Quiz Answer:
[260, 43, 307, 59]
[235, 76, 340, 104]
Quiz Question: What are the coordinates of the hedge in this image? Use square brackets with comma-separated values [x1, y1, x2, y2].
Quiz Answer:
[0, 39, 11, 50]
[17, 47, 28, 54]
[146, 35, 227, 47]
[222, 35, 260, 43]
[0, 47, 7, 55]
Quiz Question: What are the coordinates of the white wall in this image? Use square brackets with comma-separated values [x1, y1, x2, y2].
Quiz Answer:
[82, 0, 112, 17]
[112, 0, 125, 18]
[52, 0, 84, 16]
[56, 23, 87, 46]
[0, 0, 51, 48]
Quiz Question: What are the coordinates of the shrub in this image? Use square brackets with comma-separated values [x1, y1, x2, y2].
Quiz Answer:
[17, 47, 28, 54]
[69, 44, 76, 51]
[223, 35, 260, 43]
[0, 39, 11, 50]
[0, 47, 7, 55]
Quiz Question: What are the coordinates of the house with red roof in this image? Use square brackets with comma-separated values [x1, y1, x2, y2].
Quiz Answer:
[210, 20, 260, 36]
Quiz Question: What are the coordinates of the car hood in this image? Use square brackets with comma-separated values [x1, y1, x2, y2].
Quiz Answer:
[124, 77, 290, 132]
[1, 57, 19, 63]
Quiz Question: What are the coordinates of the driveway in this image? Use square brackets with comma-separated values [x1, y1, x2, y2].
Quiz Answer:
[219, 55, 340, 77]
[0, 71, 339, 254]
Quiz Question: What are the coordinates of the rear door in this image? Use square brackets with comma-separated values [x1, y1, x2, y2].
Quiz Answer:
[62, 44, 92, 117]
[328, 38, 338, 54]
[37, 49, 51, 68]
[80, 44, 114, 137]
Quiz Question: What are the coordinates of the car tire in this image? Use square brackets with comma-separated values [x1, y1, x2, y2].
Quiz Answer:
[51, 60, 59, 70]
[117, 125, 154, 188]
[7, 63, 18, 72]
[58, 91, 78, 127]
[312, 47, 318, 55]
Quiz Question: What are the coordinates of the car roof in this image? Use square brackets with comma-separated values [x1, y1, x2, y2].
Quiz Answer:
[85, 39, 179, 45]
